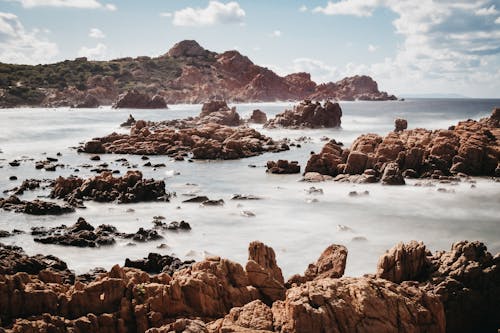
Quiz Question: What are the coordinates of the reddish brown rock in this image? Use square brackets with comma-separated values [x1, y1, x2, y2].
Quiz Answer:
[208, 300, 274, 332]
[113, 90, 167, 109]
[272, 277, 445, 333]
[395, 118, 408, 132]
[0, 195, 75, 215]
[376, 241, 430, 283]
[306, 108, 500, 180]
[249, 109, 268, 124]
[266, 160, 300, 174]
[265, 100, 342, 129]
[246, 242, 286, 303]
[51, 171, 170, 205]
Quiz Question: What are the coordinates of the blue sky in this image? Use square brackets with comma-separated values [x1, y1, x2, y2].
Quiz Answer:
[1, 0, 499, 97]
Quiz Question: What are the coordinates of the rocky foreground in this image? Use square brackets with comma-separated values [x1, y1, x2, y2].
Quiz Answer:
[305, 107, 500, 183]
[0, 238, 498, 333]
[0, 40, 396, 108]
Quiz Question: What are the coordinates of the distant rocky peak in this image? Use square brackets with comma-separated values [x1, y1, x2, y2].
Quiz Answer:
[166, 40, 209, 58]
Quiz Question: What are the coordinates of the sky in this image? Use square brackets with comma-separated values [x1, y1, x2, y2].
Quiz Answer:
[0, 0, 499, 97]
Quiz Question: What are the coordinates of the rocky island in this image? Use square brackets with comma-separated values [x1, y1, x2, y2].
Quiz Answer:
[0, 40, 396, 108]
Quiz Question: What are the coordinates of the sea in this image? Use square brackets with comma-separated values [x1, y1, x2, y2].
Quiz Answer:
[0, 98, 499, 278]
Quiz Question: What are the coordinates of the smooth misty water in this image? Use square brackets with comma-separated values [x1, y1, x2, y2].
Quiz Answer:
[0, 99, 499, 278]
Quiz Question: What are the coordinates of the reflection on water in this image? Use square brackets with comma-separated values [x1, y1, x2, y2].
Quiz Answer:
[0, 99, 499, 277]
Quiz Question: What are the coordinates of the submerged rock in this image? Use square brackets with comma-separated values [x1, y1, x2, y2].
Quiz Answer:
[0, 195, 74, 215]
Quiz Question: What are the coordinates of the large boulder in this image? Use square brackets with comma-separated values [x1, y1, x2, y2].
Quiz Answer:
[167, 40, 210, 58]
[265, 100, 342, 129]
[376, 241, 430, 283]
[249, 109, 268, 124]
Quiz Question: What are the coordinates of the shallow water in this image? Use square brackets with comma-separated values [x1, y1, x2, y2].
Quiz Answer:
[0, 98, 499, 278]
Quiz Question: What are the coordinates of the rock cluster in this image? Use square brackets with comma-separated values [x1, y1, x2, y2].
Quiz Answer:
[50, 170, 170, 205]
[249, 109, 268, 124]
[305, 109, 500, 181]
[112, 90, 168, 109]
[83, 122, 289, 160]
[0, 239, 499, 332]
[265, 100, 342, 129]
[0, 195, 75, 215]
[266, 160, 301, 174]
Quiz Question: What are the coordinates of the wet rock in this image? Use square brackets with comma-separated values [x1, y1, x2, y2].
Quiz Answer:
[90, 155, 100, 161]
[32, 217, 117, 248]
[123, 228, 163, 242]
[265, 100, 342, 129]
[231, 194, 261, 200]
[0, 195, 75, 215]
[182, 195, 209, 203]
[200, 199, 225, 207]
[124, 252, 195, 275]
[395, 118, 408, 132]
[51, 171, 170, 204]
[120, 114, 136, 127]
[266, 160, 300, 174]
[381, 162, 405, 185]
[9, 176, 17, 181]
[9, 160, 20, 167]
[348, 190, 369, 197]
[306, 186, 323, 194]
[249, 109, 268, 124]
[83, 123, 288, 159]
[200, 100, 242, 126]
[152, 219, 191, 231]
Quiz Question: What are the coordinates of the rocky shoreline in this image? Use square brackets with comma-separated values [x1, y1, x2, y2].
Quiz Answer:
[0, 239, 498, 333]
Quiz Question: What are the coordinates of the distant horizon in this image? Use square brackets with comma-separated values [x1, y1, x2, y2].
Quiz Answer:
[1, 0, 499, 98]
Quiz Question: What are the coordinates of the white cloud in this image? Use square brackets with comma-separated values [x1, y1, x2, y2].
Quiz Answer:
[105, 3, 116, 11]
[172, 1, 245, 27]
[160, 12, 172, 17]
[89, 27, 105, 39]
[291, 58, 338, 83]
[475, 5, 498, 16]
[77, 42, 107, 60]
[0, 12, 58, 64]
[299, 5, 308, 12]
[368, 44, 378, 52]
[270, 30, 282, 37]
[8, 0, 117, 10]
[313, 0, 380, 17]
[312, 0, 500, 97]
[496, 17, 500, 24]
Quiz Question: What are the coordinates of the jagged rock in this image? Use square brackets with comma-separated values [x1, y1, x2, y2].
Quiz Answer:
[265, 100, 342, 129]
[51, 171, 170, 204]
[376, 241, 430, 283]
[381, 162, 405, 185]
[120, 114, 136, 127]
[0, 195, 75, 215]
[124, 252, 194, 275]
[246, 241, 285, 303]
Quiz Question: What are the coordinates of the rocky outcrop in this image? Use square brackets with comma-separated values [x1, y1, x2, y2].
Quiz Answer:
[287, 244, 347, 287]
[305, 109, 500, 180]
[113, 90, 167, 109]
[32, 217, 116, 247]
[309, 75, 397, 101]
[395, 118, 408, 132]
[265, 100, 342, 129]
[246, 241, 286, 303]
[167, 40, 212, 58]
[124, 252, 195, 275]
[0, 195, 75, 215]
[51, 171, 170, 205]
[266, 160, 300, 174]
[0, 239, 499, 332]
[272, 277, 445, 333]
[376, 241, 430, 283]
[249, 109, 268, 124]
[82, 123, 289, 160]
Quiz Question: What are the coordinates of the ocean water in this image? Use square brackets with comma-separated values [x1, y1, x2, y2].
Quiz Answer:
[0, 98, 499, 278]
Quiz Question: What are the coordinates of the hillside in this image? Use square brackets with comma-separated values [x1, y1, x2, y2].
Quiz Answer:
[0, 40, 396, 107]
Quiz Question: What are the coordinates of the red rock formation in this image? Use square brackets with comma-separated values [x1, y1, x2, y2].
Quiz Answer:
[266, 160, 301, 174]
[377, 241, 430, 283]
[265, 100, 342, 129]
[305, 109, 500, 180]
[249, 109, 268, 124]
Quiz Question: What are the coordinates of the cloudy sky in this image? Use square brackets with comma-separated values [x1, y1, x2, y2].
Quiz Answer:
[1, 0, 499, 97]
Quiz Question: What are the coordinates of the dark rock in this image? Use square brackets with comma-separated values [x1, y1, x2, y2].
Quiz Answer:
[124, 252, 195, 274]
[266, 160, 300, 174]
